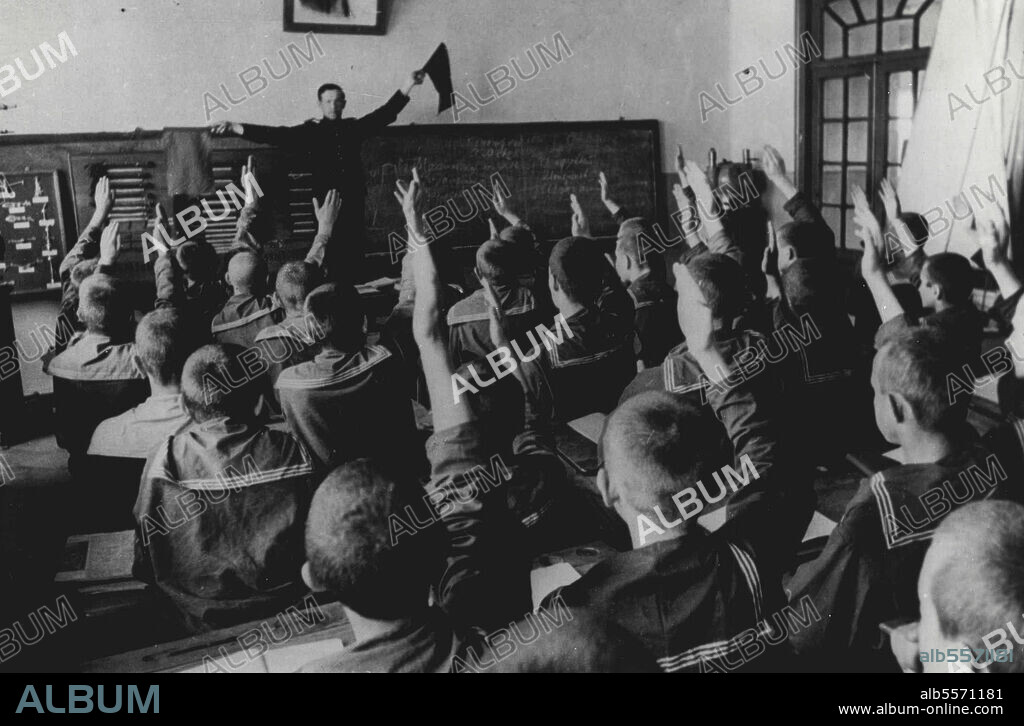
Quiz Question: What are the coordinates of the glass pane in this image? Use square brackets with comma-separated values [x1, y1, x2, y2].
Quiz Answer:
[882, 19, 914, 50]
[824, 123, 844, 162]
[847, 121, 868, 161]
[846, 166, 867, 203]
[889, 71, 914, 117]
[824, 78, 844, 118]
[857, 0, 878, 20]
[882, 0, 901, 18]
[823, 165, 844, 204]
[919, 1, 941, 47]
[849, 24, 877, 55]
[887, 165, 901, 186]
[888, 118, 913, 163]
[824, 13, 844, 58]
[903, 0, 928, 15]
[822, 206, 843, 244]
[830, 0, 858, 24]
[848, 75, 870, 117]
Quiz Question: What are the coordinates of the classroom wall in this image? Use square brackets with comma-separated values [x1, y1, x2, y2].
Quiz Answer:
[0, 0, 749, 172]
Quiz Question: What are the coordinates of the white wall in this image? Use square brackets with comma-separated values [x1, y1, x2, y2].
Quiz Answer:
[0, 0, 767, 171]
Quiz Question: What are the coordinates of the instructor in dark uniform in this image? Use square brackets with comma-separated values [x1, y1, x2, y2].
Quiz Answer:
[210, 70, 425, 282]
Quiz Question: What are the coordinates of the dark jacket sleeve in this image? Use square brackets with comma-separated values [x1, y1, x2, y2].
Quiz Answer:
[153, 253, 184, 310]
[783, 191, 836, 250]
[426, 422, 527, 631]
[355, 91, 411, 135]
[241, 122, 309, 149]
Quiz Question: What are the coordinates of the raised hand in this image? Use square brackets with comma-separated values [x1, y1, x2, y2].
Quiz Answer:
[675, 145, 686, 177]
[99, 221, 121, 265]
[209, 121, 243, 136]
[852, 186, 883, 279]
[92, 176, 114, 222]
[762, 219, 779, 278]
[683, 160, 714, 208]
[672, 183, 689, 212]
[975, 204, 1010, 268]
[598, 171, 621, 215]
[492, 181, 511, 217]
[570, 193, 591, 238]
[312, 189, 343, 232]
[241, 155, 258, 206]
[150, 203, 170, 257]
[488, 217, 500, 240]
[762, 145, 786, 181]
[878, 178, 901, 222]
[394, 167, 423, 227]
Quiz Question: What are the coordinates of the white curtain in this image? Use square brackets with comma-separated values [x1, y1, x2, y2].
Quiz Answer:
[898, 0, 1023, 259]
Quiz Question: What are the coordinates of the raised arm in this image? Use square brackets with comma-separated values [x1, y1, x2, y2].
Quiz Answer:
[765, 145, 836, 250]
[233, 157, 263, 252]
[306, 189, 342, 268]
[60, 176, 114, 279]
[853, 185, 905, 324]
[210, 119, 307, 149]
[673, 146, 705, 249]
[684, 159, 738, 262]
[976, 205, 1020, 301]
[356, 71, 423, 134]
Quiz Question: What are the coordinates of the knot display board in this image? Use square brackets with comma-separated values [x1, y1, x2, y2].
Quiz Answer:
[0, 171, 66, 295]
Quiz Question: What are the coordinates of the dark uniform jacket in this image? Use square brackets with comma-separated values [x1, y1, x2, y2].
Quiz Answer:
[133, 417, 317, 631]
[211, 293, 284, 350]
[546, 359, 804, 673]
[276, 343, 420, 471]
[45, 331, 149, 470]
[627, 271, 681, 367]
[300, 422, 529, 673]
[447, 284, 543, 370]
[786, 436, 1021, 670]
[530, 307, 636, 421]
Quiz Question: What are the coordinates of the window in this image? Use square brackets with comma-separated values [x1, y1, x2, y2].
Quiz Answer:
[800, 0, 942, 248]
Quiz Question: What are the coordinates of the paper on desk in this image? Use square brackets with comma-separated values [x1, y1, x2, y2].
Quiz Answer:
[568, 413, 606, 444]
[55, 530, 135, 583]
[531, 563, 581, 611]
[264, 638, 347, 673]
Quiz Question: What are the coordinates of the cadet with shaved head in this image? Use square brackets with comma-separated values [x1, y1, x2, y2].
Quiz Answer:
[133, 343, 317, 632]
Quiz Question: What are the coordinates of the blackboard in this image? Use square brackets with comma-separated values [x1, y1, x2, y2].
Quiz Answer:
[361, 120, 663, 256]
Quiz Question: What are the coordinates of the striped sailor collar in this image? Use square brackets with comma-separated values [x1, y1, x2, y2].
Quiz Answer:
[46, 331, 143, 381]
[276, 344, 392, 390]
[446, 285, 534, 326]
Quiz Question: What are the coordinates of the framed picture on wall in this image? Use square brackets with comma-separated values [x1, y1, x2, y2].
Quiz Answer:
[284, 0, 386, 35]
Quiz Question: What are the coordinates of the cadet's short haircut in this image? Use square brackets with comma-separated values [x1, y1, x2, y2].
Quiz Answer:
[483, 612, 659, 673]
[874, 328, 963, 432]
[276, 262, 321, 313]
[227, 250, 267, 292]
[71, 259, 98, 289]
[475, 239, 516, 285]
[925, 253, 974, 306]
[177, 241, 220, 282]
[549, 237, 605, 305]
[777, 220, 834, 260]
[499, 224, 536, 248]
[181, 344, 259, 423]
[305, 460, 441, 620]
[304, 282, 365, 351]
[317, 83, 344, 101]
[686, 252, 750, 322]
[601, 391, 722, 513]
[931, 501, 1024, 673]
[77, 273, 128, 335]
[780, 257, 843, 312]
[135, 309, 195, 385]
[616, 218, 655, 268]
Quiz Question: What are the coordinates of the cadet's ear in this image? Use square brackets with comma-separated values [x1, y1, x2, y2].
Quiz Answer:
[889, 392, 909, 426]
[272, 291, 283, 309]
[301, 562, 325, 592]
[782, 246, 797, 265]
[224, 271, 232, 286]
[596, 467, 613, 509]
[133, 354, 148, 378]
